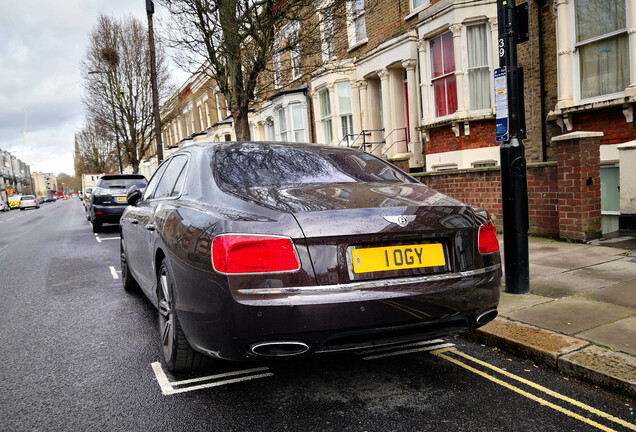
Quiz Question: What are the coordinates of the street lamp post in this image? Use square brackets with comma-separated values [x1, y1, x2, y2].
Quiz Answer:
[146, 0, 164, 165]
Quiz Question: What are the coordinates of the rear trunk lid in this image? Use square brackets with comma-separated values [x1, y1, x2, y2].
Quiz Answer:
[229, 182, 481, 285]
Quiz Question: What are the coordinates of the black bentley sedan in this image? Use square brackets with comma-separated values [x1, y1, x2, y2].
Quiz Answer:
[120, 142, 501, 372]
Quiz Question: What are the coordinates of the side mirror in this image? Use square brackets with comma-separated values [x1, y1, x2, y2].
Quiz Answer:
[127, 186, 144, 206]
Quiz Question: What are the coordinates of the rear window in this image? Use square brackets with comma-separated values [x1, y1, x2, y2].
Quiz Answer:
[21, 195, 35, 200]
[98, 177, 147, 189]
[214, 145, 413, 188]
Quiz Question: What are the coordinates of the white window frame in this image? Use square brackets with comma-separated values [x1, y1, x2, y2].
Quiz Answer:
[197, 102, 204, 131]
[347, 0, 367, 47]
[429, 31, 457, 119]
[410, 0, 430, 13]
[274, 34, 283, 89]
[204, 99, 211, 128]
[318, 87, 334, 144]
[277, 107, 289, 141]
[182, 108, 190, 136]
[465, 22, 492, 113]
[215, 93, 223, 122]
[286, 21, 301, 80]
[569, 0, 630, 104]
[290, 103, 307, 142]
[335, 82, 354, 145]
[320, 9, 336, 62]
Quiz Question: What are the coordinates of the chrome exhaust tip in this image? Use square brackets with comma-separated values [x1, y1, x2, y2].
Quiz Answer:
[249, 341, 309, 357]
[475, 308, 498, 326]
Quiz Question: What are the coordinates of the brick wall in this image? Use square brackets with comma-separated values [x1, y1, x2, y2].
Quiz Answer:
[413, 163, 559, 236]
[564, 107, 636, 146]
[425, 119, 498, 155]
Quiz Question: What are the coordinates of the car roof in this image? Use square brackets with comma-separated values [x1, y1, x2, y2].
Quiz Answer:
[100, 174, 146, 179]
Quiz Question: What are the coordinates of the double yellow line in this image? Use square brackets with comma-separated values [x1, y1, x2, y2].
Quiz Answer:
[431, 347, 635, 432]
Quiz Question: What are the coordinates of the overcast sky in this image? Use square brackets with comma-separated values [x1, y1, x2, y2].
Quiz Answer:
[0, 1, 189, 176]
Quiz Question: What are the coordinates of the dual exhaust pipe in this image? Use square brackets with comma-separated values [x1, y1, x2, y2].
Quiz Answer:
[249, 308, 498, 357]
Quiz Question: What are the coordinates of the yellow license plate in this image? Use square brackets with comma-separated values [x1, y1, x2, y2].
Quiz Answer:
[351, 243, 446, 274]
[116, 196, 127, 203]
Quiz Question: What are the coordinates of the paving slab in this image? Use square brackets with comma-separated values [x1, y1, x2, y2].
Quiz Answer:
[496, 292, 553, 315]
[530, 254, 624, 271]
[529, 263, 569, 278]
[575, 316, 636, 356]
[504, 296, 635, 335]
[568, 257, 636, 283]
[530, 273, 613, 298]
[473, 317, 590, 368]
[584, 280, 636, 309]
[559, 345, 636, 398]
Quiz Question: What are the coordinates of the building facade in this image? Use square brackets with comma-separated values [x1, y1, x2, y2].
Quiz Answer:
[1, 148, 33, 201]
[144, 0, 635, 237]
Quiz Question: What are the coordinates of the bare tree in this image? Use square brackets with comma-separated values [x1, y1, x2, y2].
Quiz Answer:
[158, 0, 355, 141]
[82, 14, 173, 174]
[75, 121, 118, 174]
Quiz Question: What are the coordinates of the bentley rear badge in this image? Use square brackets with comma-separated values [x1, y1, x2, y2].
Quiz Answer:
[383, 215, 416, 227]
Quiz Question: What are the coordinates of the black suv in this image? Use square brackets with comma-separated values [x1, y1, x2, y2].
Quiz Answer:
[88, 174, 147, 233]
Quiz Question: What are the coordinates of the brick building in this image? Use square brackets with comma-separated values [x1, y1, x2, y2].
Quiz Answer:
[144, 0, 635, 239]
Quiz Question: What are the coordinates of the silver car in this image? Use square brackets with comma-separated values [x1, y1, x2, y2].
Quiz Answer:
[0, 200, 9, 212]
[19, 195, 40, 210]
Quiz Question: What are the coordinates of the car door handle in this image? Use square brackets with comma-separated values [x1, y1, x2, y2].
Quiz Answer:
[129, 219, 139, 225]
[145, 224, 156, 231]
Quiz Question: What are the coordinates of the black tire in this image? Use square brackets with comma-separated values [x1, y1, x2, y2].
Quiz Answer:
[157, 258, 212, 372]
[120, 241, 139, 292]
[92, 219, 101, 233]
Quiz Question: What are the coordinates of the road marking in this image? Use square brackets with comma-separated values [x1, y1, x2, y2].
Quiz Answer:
[432, 347, 634, 432]
[95, 235, 121, 243]
[109, 266, 119, 279]
[151, 362, 274, 395]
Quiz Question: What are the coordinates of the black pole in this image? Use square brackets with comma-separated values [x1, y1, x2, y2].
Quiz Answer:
[497, 0, 529, 294]
[147, 0, 164, 165]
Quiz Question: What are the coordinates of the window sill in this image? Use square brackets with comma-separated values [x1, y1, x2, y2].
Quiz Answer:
[405, 3, 431, 21]
[348, 38, 368, 52]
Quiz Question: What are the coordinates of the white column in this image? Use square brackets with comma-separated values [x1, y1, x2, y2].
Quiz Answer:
[358, 80, 369, 131]
[626, 1, 636, 97]
[310, 89, 322, 143]
[555, 0, 574, 109]
[403, 59, 419, 156]
[450, 23, 466, 117]
[417, 39, 431, 124]
[378, 69, 393, 156]
[327, 83, 337, 145]
[351, 81, 362, 143]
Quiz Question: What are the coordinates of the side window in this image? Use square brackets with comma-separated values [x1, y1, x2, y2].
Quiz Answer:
[143, 160, 170, 201]
[153, 155, 188, 199]
[170, 158, 189, 197]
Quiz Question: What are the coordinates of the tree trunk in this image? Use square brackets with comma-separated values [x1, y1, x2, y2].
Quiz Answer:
[233, 105, 251, 141]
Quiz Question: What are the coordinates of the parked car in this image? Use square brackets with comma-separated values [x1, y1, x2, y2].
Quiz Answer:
[8, 195, 21, 209]
[19, 195, 39, 210]
[0, 200, 9, 212]
[37, 197, 48, 204]
[120, 142, 502, 372]
[88, 174, 147, 233]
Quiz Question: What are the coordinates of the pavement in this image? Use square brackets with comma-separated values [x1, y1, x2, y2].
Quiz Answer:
[469, 234, 636, 398]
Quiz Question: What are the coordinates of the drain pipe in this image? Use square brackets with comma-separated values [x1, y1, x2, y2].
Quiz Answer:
[538, 0, 548, 162]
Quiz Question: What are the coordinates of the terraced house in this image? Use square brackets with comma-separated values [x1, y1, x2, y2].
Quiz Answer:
[144, 0, 635, 239]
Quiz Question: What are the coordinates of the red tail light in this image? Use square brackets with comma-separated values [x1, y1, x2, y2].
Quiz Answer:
[213, 234, 300, 274]
[478, 221, 499, 254]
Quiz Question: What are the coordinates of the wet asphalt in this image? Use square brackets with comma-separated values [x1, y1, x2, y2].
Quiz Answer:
[0, 200, 633, 432]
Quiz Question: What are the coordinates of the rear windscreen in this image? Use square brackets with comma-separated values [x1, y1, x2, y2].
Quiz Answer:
[98, 178, 146, 189]
[214, 145, 413, 188]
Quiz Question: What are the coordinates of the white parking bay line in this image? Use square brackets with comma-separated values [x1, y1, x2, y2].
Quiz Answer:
[151, 362, 274, 395]
[109, 266, 119, 279]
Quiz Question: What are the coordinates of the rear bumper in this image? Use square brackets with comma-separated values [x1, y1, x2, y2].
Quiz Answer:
[92, 204, 126, 223]
[176, 264, 502, 361]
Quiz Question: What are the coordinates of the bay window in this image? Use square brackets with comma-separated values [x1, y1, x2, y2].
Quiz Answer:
[575, 0, 629, 99]
[431, 32, 457, 117]
[319, 88, 334, 144]
[336, 82, 354, 144]
[467, 24, 491, 111]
